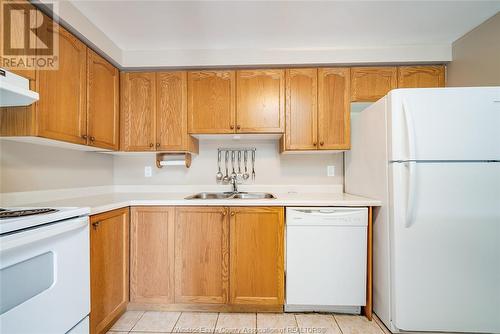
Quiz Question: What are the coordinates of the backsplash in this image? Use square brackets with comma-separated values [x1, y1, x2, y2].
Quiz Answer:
[0, 140, 114, 193]
[113, 140, 344, 187]
[0, 139, 344, 194]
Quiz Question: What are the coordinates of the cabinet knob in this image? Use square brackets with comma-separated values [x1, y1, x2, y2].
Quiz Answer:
[236, 125, 241, 130]
[230, 125, 234, 130]
[92, 221, 100, 230]
[82, 134, 88, 140]
[313, 142, 317, 146]
[149, 143, 154, 148]
[320, 141, 324, 146]
[222, 210, 227, 216]
[90, 136, 95, 142]
[156, 143, 160, 148]
[230, 211, 235, 216]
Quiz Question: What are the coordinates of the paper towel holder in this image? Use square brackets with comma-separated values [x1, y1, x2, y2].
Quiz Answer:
[156, 153, 192, 168]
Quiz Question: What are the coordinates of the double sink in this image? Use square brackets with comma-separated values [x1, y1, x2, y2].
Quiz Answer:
[185, 192, 276, 200]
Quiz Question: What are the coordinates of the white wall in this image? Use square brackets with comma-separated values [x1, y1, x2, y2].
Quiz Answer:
[447, 12, 500, 86]
[113, 140, 344, 187]
[0, 139, 344, 193]
[0, 140, 114, 193]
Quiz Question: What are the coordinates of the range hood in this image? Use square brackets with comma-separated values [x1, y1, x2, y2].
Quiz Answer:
[0, 68, 39, 107]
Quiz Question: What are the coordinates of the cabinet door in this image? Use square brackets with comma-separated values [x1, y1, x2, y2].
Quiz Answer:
[398, 65, 445, 88]
[175, 207, 229, 304]
[236, 69, 285, 133]
[318, 68, 351, 150]
[120, 72, 156, 151]
[130, 207, 175, 304]
[351, 67, 397, 102]
[157, 71, 189, 151]
[285, 68, 318, 150]
[188, 71, 235, 134]
[230, 207, 284, 305]
[37, 23, 87, 144]
[90, 208, 129, 334]
[87, 49, 119, 150]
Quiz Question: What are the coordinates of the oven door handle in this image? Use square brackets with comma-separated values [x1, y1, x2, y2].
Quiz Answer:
[0, 217, 88, 252]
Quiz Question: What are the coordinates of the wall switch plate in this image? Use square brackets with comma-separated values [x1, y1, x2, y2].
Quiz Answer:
[144, 166, 152, 177]
[327, 165, 335, 176]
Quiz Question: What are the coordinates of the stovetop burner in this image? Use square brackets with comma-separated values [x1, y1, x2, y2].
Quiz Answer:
[0, 208, 59, 219]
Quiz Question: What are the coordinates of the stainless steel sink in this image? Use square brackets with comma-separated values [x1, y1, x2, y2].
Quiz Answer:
[229, 192, 276, 199]
[185, 192, 233, 199]
[185, 192, 276, 200]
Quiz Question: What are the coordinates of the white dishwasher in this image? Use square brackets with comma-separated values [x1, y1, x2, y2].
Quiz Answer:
[285, 207, 368, 314]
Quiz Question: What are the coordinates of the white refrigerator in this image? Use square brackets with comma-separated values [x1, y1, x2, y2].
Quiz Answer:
[345, 87, 500, 333]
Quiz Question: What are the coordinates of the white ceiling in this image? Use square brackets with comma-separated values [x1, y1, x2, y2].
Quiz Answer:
[63, 0, 500, 67]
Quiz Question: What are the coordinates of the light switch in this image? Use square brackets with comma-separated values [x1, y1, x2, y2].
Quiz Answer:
[327, 165, 335, 176]
[144, 166, 152, 177]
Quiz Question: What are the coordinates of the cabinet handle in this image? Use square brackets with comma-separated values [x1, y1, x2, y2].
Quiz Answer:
[82, 134, 88, 140]
[149, 143, 154, 148]
[230, 125, 234, 130]
[92, 221, 100, 230]
[156, 143, 160, 148]
[320, 141, 324, 146]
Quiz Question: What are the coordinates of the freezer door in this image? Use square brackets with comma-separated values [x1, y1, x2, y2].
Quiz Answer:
[388, 87, 500, 161]
[390, 161, 500, 333]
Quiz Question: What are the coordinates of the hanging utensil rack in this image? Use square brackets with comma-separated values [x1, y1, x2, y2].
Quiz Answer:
[216, 148, 256, 184]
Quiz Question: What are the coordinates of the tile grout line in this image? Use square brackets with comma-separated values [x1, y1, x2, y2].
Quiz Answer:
[331, 314, 344, 334]
[171, 311, 183, 333]
[372, 314, 391, 334]
[213, 312, 220, 334]
[128, 310, 146, 333]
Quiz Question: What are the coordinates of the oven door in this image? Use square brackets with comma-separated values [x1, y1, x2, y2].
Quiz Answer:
[0, 216, 90, 334]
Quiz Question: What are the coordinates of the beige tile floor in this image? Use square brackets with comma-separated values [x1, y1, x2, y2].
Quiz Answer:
[108, 311, 388, 334]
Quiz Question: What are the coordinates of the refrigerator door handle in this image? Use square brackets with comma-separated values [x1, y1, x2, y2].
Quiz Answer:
[402, 100, 416, 161]
[405, 161, 417, 228]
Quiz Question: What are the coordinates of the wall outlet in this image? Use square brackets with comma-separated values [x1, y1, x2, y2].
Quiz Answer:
[327, 165, 335, 177]
[144, 166, 152, 177]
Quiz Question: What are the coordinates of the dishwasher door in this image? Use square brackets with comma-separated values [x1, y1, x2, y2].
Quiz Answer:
[285, 207, 368, 313]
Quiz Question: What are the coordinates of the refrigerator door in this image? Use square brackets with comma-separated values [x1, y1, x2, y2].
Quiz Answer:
[390, 161, 500, 333]
[388, 87, 500, 161]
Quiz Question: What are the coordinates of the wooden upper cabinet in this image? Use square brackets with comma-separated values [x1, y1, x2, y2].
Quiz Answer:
[351, 67, 397, 102]
[188, 71, 236, 134]
[236, 69, 285, 133]
[230, 207, 284, 306]
[156, 71, 197, 152]
[174, 207, 229, 304]
[87, 49, 119, 150]
[1, 0, 37, 79]
[318, 68, 351, 150]
[90, 208, 129, 334]
[398, 65, 446, 88]
[130, 207, 175, 305]
[284, 68, 318, 150]
[37, 23, 88, 144]
[120, 72, 156, 151]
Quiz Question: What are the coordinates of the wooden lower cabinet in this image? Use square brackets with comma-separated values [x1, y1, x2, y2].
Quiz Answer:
[174, 207, 230, 304]
[230, 207, 285, 306]
[127, 206, 284, 311]
[130, 207, 175, 304]
[90, 208, 129, 334]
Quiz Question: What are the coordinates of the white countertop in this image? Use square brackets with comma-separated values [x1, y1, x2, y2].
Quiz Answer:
[19, 191, 381, 215]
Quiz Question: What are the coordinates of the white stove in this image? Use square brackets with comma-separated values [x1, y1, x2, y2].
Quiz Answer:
[0, 206, 91, 333]
[0, 207, 90, 234]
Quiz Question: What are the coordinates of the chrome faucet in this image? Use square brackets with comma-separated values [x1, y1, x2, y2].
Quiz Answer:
[229, 175, 239, 193]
